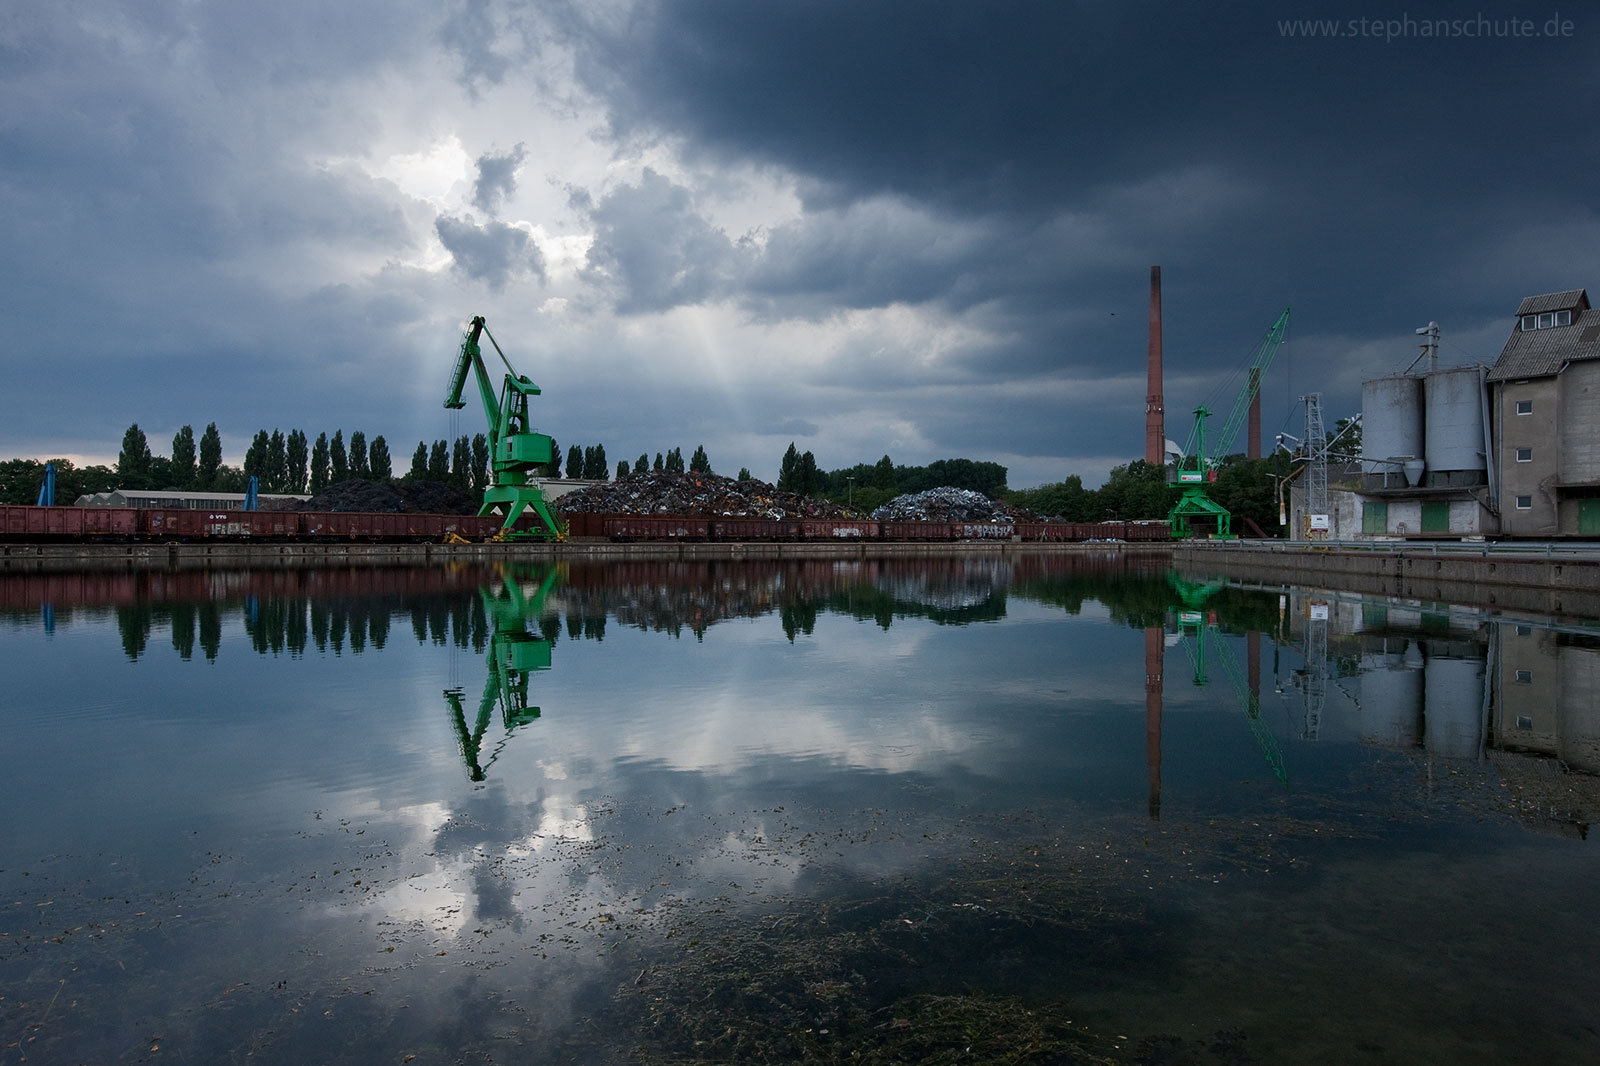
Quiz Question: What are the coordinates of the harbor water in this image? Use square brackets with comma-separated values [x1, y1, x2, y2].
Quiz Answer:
[2, 552, 1598, 1065]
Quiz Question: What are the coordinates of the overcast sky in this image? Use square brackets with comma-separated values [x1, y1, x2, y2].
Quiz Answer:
[3, 1, 1595, 488]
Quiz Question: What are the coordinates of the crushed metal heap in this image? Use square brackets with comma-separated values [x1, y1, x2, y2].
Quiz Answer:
[871, 486, 1019, 524]
[553, 471, 861, 519]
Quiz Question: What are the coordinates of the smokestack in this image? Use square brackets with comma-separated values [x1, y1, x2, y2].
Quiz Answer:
[1145, 267, 1165, 466]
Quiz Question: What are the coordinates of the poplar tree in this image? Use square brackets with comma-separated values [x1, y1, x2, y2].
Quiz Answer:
[778, 442, 799, 492]
[171, 426, 196, 489]
[330, 430, 348, 483]
[470, 434, 490, 492]
[369, 436, 392, 481]
[244, 430, 269, 482]
[310, 432, 331, 493]
[287, 430, 308, 492]
[266, 429, 288, 492]
[349, 431, 369, 480]
[198, 424, 223, 490]
[409, 441, 428, 480]
[428, 439, 450, 480]
[117, 424, 153, 488]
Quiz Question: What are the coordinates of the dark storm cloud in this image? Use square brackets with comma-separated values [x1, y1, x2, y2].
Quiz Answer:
[436, 215, 547, 291]
[573, 0, 1593, 210]
[472, 143, 528, 214]
[563, 0, 1599, 351]
[579, 168, 752, 313]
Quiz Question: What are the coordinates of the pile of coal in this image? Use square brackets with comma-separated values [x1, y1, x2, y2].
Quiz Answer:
[555, 470, 859, 519]
[301, 478, 478, 514]
[871, 486, 1017, 523]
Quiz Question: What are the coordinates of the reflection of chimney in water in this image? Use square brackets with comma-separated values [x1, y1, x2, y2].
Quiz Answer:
[1145, 625, 1164, 820]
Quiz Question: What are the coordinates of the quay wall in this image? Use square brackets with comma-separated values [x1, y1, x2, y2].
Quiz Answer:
[1174, 543, 1600, 619]
[0, 538, 1158, 574]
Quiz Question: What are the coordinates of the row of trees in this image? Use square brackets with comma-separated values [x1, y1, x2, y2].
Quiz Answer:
[1006, 454, 1293, 530]
[778, 444, 1010, 514]
[559, 443, 722, 481]
[10, 420, 1302, 534]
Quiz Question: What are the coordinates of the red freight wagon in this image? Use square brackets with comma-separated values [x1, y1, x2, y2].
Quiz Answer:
[603, 515, 710, 540]
[443, 514, 508, 540]
[79, 508, 139, 538]
[711, 517, 798, 540]
[954, 521, 1015, 540]
[299, 511, 415, 540]
[799, 519, 877, 540]
[140, 509, 205, 538]
[560, 512, 605, 539]
[877, 520, 954, 541]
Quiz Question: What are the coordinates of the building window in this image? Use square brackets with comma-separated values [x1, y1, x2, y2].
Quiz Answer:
[1516, 447, 1533, 462]
[1520, 310, 1573, 331]
[1515, 399, 1533, 415]
[1516, 624, 1533, 636]
[1515, 669, 1533, 683]
[1515, 495, 1533, 509]
[1516, 715, 1534, 730]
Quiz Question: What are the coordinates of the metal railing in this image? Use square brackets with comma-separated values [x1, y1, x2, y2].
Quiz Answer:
[1176, 538, 1600, 559]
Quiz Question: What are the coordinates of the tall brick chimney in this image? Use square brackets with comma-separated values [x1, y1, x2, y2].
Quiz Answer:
[1145, 267, 1165, 466]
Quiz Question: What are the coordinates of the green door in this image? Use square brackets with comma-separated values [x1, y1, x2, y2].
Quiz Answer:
[1421, 501, 1449, 534]
[1581, 498, 1600, 535]
[1362, 501, 1388, 534]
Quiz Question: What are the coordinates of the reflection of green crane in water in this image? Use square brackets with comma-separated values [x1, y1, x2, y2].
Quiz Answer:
[445, 565, 562, 781]
[1170, 574, 1289, 786]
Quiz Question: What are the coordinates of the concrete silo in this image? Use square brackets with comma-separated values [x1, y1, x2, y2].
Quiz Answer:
[1423, 367, 1489, 487]
[1362, 375, 1425, 488]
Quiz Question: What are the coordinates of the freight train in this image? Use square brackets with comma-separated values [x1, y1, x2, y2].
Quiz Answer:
[0, 504, 1171, 544]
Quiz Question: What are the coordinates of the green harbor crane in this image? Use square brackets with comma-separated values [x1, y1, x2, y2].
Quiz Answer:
[444, 315, 563, 540]
[1168, 307, 1291, 539]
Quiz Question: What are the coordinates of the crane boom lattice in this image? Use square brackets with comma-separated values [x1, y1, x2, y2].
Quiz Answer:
[1169, 307, 1291, 539]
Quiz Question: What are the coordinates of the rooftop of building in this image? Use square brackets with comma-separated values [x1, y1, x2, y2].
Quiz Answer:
[1488, 288, 1600, 382]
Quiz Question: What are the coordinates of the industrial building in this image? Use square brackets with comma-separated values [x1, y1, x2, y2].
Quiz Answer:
[1486, 289, 1600, 536]
[1293, 285, 1599, 542]
[76, 489, 310, 510]
[1355, 360, 1497, 538]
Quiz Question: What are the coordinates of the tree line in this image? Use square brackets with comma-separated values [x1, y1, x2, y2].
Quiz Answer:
[777, 443, 1009, 514]
[4, 420, 1298, 533]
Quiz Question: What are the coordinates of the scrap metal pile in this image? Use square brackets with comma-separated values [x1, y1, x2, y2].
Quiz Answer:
[302, 478, 478, 514]
[871, 486, 1022, 524]
[554, 471, 860, 519]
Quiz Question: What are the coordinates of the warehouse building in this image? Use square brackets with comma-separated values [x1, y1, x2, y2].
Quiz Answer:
[1486, 288, 1600, 536]
[76, 489, 310, 510]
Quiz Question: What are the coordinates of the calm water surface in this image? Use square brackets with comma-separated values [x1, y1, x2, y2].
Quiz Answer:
[2, 553, 1598, 1065]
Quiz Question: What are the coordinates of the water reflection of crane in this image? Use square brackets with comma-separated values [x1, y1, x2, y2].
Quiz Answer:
[445, 564, 563, 781]
[1167, 575, 1288, 791]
